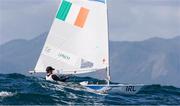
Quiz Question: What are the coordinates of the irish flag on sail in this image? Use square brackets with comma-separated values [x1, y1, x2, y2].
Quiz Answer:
[56, 0, 90, 28]
[34, 0, 108, 74]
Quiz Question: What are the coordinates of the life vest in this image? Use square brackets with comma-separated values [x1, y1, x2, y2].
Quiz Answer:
[46, 74, 54, 81]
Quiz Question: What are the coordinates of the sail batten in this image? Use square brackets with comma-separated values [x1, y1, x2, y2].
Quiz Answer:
[35, 0, 109, 75]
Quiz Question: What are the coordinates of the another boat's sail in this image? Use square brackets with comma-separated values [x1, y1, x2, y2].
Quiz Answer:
[34, 0, 109, 74]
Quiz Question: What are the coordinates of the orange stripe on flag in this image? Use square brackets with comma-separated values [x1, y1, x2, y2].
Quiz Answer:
[74, 7, 89, 28]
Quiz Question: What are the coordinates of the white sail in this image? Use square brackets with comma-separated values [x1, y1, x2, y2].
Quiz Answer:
[34, 0, 109, 74]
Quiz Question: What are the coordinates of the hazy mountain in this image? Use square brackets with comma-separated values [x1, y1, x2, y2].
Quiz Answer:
[0, 33, 47, 74]
[110, 36, 180, 87]
[0, 33, 180, 87]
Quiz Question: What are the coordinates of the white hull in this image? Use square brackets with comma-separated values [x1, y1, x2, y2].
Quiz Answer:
[80, 81, 144, 95]
[111, 84, 144, 95]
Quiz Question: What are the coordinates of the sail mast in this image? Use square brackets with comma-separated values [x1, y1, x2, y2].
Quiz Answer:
[105, 0, 111, 85]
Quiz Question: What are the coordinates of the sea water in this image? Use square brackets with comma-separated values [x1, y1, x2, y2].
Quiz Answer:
[0, 73, 180, 105]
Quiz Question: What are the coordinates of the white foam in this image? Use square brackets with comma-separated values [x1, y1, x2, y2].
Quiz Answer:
[0, 91, 14, 98]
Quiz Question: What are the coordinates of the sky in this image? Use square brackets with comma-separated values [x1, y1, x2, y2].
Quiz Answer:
[0, 0, 180, 44]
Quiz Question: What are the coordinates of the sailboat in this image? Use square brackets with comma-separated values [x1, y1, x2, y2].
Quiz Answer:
[30, 0, 144, 94]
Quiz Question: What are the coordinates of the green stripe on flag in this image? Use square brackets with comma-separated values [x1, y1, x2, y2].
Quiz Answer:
[56, 0, 72, 21]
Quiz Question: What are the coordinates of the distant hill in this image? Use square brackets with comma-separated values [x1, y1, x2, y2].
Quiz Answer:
[0, 33, 180, 87]
[0, 33, 47, 74]
[110, 36, 180, 86]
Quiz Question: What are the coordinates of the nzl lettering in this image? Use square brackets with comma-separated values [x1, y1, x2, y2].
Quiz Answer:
[126, 86, 136, 92]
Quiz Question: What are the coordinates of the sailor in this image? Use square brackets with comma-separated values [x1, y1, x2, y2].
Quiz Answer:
[46, 66, 70, 82]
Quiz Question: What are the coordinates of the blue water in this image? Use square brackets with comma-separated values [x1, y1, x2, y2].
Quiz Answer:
[0, 73, 180, 105]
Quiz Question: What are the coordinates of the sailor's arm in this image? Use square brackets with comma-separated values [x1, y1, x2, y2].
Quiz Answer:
[52, 74, 70, 82]
[52, 74, 62, 81]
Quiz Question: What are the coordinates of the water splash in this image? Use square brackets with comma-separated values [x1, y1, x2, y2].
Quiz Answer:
[0, 91, 15, 98]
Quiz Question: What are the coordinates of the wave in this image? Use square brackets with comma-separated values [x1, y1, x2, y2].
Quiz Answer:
[0, 73, 180, 105]
[0, 91, 15, 98]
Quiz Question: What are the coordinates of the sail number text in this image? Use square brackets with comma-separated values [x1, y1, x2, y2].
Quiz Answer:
[126, 86, 136, 92]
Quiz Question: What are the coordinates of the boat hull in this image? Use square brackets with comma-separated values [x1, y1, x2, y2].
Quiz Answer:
[80, 82, 144, 95]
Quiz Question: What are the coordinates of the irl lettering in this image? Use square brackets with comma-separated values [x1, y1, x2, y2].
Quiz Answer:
[126, 86, 136, 92]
